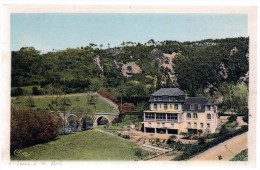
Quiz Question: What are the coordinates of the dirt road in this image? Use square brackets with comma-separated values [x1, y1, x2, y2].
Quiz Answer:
[189, 132, 247, 161]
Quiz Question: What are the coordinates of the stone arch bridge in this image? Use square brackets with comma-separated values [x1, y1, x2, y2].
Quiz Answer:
[57, 112, 119, 127]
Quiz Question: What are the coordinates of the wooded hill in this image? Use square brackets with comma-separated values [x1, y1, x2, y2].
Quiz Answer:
[11, 37, 249, 114]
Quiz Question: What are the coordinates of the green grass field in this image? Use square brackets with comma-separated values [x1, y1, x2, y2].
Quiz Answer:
[11, 129, 147, 161]
[11, 93, 118, 114]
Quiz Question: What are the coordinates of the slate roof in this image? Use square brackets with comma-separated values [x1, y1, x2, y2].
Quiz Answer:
[183, 97, 215, 112]
[184, 97, 208, 104]
[150, 88, 185, 96]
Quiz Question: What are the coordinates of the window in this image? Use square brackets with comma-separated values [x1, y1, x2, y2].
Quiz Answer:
[198, 104, 201, 109]
[207, 123, 210, 128]
[207, 114, 211, 120]
[167, 114, 178, 121]
[154, 104, 157, 110]
[162, 123, 165, 127]
[200, 123, 203, 128]
[169, 96, 173, 101]
[154, 96, 158, 101]
[174, 104, 178, 110]
[193, 113, 198, 119]
[145, 113, 155, 120]
[156, 113, 166, 120]
[186, 113, 191, 119]
[164, 103, 167, 110]
[190, 104, 194, 110]
[187, 122, 191, 128]
[158, 97, 162, 101]
[194, 123, 197, 128]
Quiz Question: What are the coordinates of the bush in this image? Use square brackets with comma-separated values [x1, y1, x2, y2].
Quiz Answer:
[228, 114, 237, 122]
[230, 149, 248, 161]
[11, 87, 24, 96]
[121, 134, 130, 139]
[32, 86, 42, 95]
[173, 125, 248, 161]
[97, 90, 119, 104]
[169, 141, 193, 151]
[119, 103, 136, 113]
[11, 108, 59, 153]
[134, 148, 148, 159]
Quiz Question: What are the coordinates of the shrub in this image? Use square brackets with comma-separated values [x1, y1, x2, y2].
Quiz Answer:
[11, 108, 59, 153]
[119, 103, 136, 113]
[97, 90, 119, 104]
[228, 114, 237, 122]
[11, 87, 24, 96]
[134, 148, 148, 159]
[121, 134, 130, 139]
[230, 149, 248, 161]
[32, 86, 42, 95]
[169, 141, 193, 151]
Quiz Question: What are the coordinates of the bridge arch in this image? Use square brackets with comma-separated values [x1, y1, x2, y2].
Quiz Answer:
[80, 115, 94, 129]
[95, 115, 110, 125]
[67, 114, 78, 126]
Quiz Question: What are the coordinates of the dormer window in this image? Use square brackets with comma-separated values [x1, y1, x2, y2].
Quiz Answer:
[198, 104, 201, 109]
[190, 104, 194, 110]
[169, 96, 173, 101]
[154, 96, 158, 101]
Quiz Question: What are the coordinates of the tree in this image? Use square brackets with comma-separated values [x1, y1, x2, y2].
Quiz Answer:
[32, 86, 41, 95]
[219, 82, 248, 114]
[26, 96, 35, 109]
[11, 108, 59, 152]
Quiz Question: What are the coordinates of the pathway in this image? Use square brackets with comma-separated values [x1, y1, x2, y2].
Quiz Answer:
[189, 132, 247, 161]
[95, 92, 119, 112]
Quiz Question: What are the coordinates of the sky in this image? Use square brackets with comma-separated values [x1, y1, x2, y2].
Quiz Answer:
[11, 13, 248, 53]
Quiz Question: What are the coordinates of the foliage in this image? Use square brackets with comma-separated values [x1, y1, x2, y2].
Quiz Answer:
[11, 108, 59, 153]
[120, 134, 130, 139]
[169, 141, 193, 151]
[11, 129, 148, 160]
[25, 96, 35, 109]
[219, 121, 238, 135]
[230, 149, 248, 161]
[32, 86, 42, 95]
[228, 114, 238, 122]
[218, 82, 248, 113]
[119, 103, 136, 113]
[134, 148, 148, 160]
[173, 125, 248, 161]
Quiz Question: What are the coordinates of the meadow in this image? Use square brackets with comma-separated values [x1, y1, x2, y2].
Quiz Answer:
[11, 129, 148, 161]
[11, 93, 118, 114]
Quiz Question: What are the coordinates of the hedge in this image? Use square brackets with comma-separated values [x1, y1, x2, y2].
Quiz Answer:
[173, 125, 248, 161]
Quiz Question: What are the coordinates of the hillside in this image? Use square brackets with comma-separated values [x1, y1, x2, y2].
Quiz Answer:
[11, 37, 249, 114]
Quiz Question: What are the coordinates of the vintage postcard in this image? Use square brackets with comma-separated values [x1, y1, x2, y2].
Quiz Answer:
[0, 1, 259, 170]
